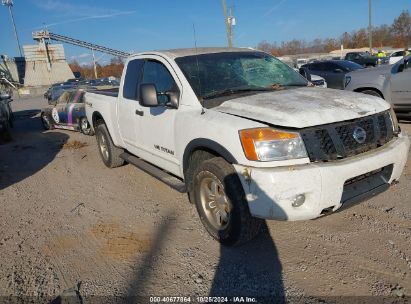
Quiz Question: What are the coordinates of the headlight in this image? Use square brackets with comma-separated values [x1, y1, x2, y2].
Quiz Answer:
[239, 128, 308, 161]
[389, 107, 400, 134]
[344, 76, 351, 88]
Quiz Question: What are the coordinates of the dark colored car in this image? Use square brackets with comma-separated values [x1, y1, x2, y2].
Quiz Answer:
[0, 92, 13, 142]
[300, 60, 363, 89]
[45, 84, 76, 105]
[41, 89, 93, 135]
[344, 52, 382, 67]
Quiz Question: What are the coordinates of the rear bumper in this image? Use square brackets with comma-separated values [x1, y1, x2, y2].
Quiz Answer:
[234, 133, 410, 221]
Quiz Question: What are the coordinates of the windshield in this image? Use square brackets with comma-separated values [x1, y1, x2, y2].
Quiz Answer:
[175, 51, 308, 100]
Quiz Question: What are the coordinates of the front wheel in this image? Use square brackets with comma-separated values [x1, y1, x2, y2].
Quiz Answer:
[95, 123, 124, 168]
[79, 117, 94, 136]
[192, 157, 263, 246]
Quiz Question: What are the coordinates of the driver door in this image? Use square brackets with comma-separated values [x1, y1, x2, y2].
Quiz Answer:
[136, 58, 181, 176]
[117, 58, 144, 156]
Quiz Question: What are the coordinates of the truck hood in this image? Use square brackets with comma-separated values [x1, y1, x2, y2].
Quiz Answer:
[214, 87, 390, 128]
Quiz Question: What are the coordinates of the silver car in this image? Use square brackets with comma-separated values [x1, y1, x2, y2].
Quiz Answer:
[345, 54, 411, 119]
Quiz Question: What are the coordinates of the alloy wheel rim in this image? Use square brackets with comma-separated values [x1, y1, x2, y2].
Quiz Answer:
[99, 134, 109, 160]
[81, 119, 88, 131]
[199, 176, 231, 230]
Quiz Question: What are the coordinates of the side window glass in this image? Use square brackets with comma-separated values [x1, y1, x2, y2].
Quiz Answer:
[315, 63, 326, 71]
[142, 60, 178, 105]
[308, 63, 317, 71]
[58, 91, 71, 104]
[123, 59, 144, 100]
[327, 63, 338, 71]
[71, 91, 83, 103]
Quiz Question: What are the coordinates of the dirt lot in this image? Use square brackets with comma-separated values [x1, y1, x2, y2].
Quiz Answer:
[0, 96, 410, 302]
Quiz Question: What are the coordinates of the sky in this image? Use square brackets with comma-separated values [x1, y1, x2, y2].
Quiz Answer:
[0, 0, 410, 65]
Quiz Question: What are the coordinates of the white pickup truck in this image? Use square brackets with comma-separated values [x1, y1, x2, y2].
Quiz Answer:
[85, 48, 409, 245]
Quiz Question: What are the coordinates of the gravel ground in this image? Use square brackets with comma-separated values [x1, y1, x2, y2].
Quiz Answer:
[0, 96, 410, 303]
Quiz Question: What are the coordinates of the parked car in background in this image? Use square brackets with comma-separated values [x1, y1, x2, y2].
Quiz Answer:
[0, 92, 13, 142]
[345, 54, 411, 119]
[300, 60, 363, 89]
[389, 50, 410, 65]
[345, 52, 381, 67]
[41, 89, 93, 135]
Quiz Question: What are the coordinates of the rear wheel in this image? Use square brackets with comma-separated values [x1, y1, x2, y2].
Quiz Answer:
[95, 123, 124, 168]
[192, 157, 263, 246]
[360, 89, 383, 98]
[41, 113, 54, 130]
[79, 117, 94, 136]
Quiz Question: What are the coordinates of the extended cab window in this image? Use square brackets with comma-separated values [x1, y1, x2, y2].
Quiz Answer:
[142, 60, 178, 105]
[123, 59, 144, 100]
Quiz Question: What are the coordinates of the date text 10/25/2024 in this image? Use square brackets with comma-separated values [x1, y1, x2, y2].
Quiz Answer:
[150, 296, 258, 303]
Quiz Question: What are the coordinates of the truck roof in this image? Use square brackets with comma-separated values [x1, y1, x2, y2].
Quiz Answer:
[134, 47, 257, 59]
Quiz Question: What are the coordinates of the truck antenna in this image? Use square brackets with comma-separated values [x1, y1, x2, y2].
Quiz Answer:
[193, 23, 205, 114]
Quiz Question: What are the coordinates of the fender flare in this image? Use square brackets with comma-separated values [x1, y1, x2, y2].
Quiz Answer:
[182, 138, 238, 174]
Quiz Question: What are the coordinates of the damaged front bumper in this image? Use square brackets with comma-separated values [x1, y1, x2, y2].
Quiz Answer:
[234, 133, 410, 221]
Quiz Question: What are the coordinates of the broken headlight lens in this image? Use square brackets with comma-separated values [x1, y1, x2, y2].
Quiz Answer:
[389, 107, 400, 134]
[239, 128, 308, 161]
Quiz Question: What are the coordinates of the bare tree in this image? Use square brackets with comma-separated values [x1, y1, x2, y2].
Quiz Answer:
[392, 10, 411, 47]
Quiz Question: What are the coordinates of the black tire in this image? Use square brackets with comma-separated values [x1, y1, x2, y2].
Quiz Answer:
[95, 123, 124, 168]
[79, 117, 94, 136]
[361, 89, 383, 98]
[41, 112, 54, 130]
[192, 157, 263, 246]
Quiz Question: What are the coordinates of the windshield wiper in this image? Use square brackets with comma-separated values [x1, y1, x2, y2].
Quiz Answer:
[202, 87, 270, 100]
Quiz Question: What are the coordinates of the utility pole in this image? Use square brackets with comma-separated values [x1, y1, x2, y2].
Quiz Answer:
[92, 49, 98, 79]
[368, 0, 372, 53]
[221, 0, 234, 48]
[2, 0, 23, 57]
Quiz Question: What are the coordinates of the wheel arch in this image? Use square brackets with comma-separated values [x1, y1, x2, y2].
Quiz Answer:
[354, 87, 385, 99]
[91, 111, 105, 128]
[183, 138, 238, 175]
[182, 138, 238, 201]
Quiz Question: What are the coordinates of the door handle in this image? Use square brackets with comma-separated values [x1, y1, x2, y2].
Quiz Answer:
[135, 109, 144, 116]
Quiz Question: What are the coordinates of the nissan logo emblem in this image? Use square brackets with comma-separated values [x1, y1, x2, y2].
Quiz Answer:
[353, 127, 367, 144]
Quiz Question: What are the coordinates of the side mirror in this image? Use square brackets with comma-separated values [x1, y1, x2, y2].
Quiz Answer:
[334, 68, 343, 73]
[139, 83, 159, 107]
